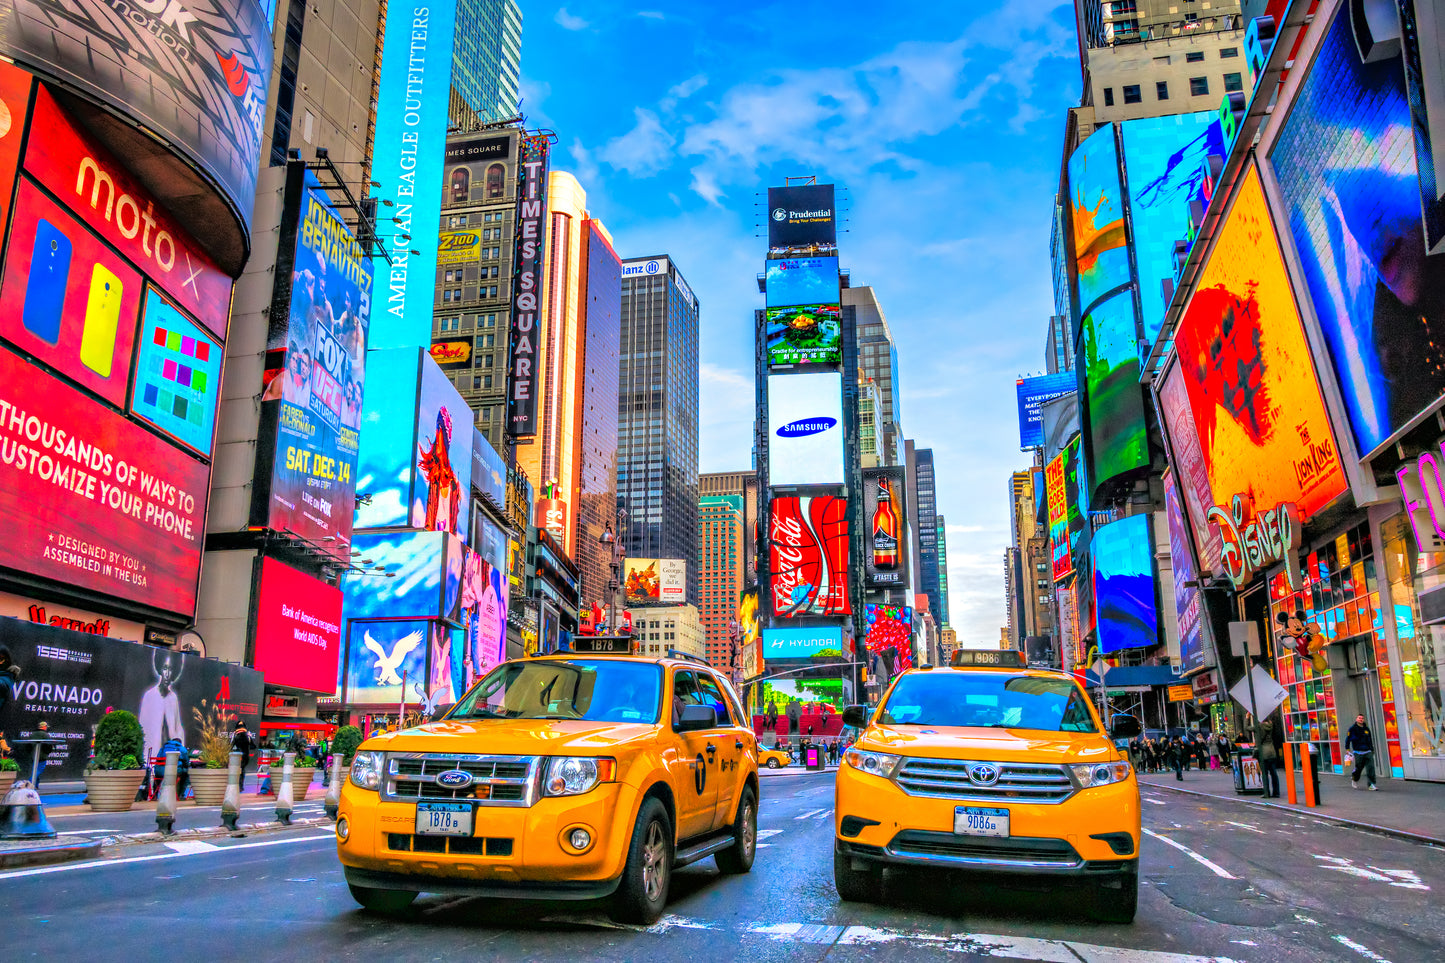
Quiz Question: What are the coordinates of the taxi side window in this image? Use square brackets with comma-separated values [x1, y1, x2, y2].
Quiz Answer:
[671, 670, 703, 729]
[717, 675, 748, 728]
[697, 673, 734, 727]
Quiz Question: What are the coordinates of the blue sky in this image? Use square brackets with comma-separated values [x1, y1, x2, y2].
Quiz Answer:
[518, 1, 1081, 645]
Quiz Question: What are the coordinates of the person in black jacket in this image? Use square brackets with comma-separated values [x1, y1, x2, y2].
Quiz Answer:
[1345, 714, 1378, 790]
[231, 722, 255, 792]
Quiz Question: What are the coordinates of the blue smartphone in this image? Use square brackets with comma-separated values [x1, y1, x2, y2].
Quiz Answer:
[22, 219, 72, 344]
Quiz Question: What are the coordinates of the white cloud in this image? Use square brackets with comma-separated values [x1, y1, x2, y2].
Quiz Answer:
[597, 108, 677, 176]
[518, 77, 553, 127]
[554, 7, 589, 30]
[668, 73, 708, 99]
[568, 138, 601, 189]
[637, 9, 665, 19]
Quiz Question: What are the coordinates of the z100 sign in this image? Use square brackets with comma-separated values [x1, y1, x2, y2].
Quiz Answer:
[770, 495, 851, 618]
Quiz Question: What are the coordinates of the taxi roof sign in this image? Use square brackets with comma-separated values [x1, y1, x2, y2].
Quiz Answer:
[568, 636, 633, 655]
[951, 649, 1027, 669]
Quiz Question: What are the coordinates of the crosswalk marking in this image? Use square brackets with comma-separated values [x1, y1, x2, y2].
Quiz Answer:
[1142, 828, 1236, 879]
[795, 808, 828, 820]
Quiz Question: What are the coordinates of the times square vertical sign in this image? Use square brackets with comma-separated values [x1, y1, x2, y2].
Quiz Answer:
[508, 135, 550, 440]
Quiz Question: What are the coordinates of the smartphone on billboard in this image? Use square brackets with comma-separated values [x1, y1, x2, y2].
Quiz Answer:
[22, 218, 72, 344]
[79, 263, 123, 377]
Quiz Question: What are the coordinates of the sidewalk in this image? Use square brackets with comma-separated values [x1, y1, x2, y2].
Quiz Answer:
[1140, 766, 1445, 846]
[759, 764, 838, 777]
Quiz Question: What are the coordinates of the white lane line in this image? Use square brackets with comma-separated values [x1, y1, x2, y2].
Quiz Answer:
[0, 832, 336, 880]
[1142, 828, 1237, 879]
[1222, 821, 1266, 834]
[756, 828, 783, 848]
[1333, 935, 1393, 963]
[1143, 798, 1166, 806]
[814, 809, 833, 820]
[163, 840, 219, 855]
[1312, 855, 1431, 889]
[795, 808, 828, 820]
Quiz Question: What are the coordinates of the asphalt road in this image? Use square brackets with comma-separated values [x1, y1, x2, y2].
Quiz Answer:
[3, 772, 1442, 962]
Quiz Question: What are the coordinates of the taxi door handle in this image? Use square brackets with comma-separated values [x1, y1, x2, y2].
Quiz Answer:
[705, 743, 717, 754]
[735, 741, 744, 750]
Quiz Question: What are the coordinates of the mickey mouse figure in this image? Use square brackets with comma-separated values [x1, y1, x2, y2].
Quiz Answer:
[1276, 610, 1328, 673]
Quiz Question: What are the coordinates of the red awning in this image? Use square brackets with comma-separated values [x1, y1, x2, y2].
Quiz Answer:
[259, 719, 336, 733]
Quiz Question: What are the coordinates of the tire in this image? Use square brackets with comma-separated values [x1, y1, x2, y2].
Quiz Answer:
[766, 758, 780, 769]
[714, 786, 757, 875]
[1091, 865, 1139, 924]
[611, 797, 673, 925]
[348, 884, 417, 915]
[833, 846, 882, 903]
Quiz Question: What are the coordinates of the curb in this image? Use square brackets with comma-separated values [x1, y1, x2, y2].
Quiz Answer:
[759, 767, 838, 777]
[0, 839, 102, 870]
[1144, 781, 1445, 848]
[101, 815, 333, 850]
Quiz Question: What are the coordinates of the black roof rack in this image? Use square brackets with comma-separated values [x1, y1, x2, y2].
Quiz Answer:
[665, 648, 711, 666]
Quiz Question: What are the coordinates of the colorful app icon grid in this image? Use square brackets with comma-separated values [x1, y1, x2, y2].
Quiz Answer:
[130, 291, 221, 456]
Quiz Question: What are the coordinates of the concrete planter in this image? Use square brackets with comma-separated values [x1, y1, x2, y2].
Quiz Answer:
[84, 769, 145, 812]
[0, 770, 16, 799]
[188, 768, 230, 806]
[288, 768, 317, 801]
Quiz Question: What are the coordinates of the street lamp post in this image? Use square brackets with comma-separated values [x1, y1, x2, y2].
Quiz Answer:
[599, 506, 629, 636]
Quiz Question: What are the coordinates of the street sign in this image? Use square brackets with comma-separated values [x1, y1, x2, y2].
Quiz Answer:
[1228, 664, 1287, 718]
[1167, 684, 1194, 702]
[1227, 621, 1261, 658]
[1092, 659, 1110, 680]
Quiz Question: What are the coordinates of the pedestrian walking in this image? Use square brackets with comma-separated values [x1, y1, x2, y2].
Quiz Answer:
[231, 721, 254, 792]
[1254, 718, 1281, 798]
[1345, 714, 1379, 791]
[1170, 737, 1184, 781]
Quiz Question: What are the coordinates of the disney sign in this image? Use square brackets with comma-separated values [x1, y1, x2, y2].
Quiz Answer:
[1207, 495, 1302, 591]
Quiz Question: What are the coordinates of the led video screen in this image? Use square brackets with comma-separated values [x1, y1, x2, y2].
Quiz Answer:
[1069, 124, 1131, 314]
[1092, 514, 1158, 655]
[766, 256, 840, 308]
[1046, 448, 1072, 581]
[1163, 470, 1209, 674]
[1272, 2, 1445, 456]
[252, 557, 342, 693]
[131, 291, 223, 457]
[413, 354, 473, 538]
[766, 303, 843, 367]
[761, 626, 844, 661]
[768, 372, 844, 486]
[1017, 372, 1076, 449]
[1155, 360, 1223, 570]
[769, 495, 851, 618]
[1080, 290, 1148, 497]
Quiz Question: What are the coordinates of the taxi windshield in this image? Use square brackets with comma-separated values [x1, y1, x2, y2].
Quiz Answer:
[445, 660, 663, 724]
[877, 673, 1097, 733]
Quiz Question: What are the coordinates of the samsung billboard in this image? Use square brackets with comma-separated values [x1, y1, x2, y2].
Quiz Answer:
[767, 372, 844, 487]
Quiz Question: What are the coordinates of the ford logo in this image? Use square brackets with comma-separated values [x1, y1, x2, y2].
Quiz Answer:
[776, 417, 837, 438]
[967, 763, 1000, 787]
[435, 769, 474, 790]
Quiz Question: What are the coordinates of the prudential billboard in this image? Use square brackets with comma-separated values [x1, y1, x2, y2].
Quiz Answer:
[367, 1, 458, 350]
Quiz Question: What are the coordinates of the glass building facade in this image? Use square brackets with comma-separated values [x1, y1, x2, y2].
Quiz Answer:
[451, 0, 523, 129]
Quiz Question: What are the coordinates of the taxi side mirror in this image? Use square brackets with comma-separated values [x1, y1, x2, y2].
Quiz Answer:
[841, 705, 870, 729]
[677, 705, 718, 732]
[1109, 714, 1142, 741]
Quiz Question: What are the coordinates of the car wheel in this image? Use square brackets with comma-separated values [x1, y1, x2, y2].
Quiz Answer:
[1091, 864, 1139, 923]
[833, 846, 882, 903]
[766, 758, 780, 769]
[347, 884, 417, 915]
[611, 797, 673, 925]
[715, 786, 757, 875]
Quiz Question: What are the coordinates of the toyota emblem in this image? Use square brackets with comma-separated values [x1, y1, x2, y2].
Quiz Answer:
[772, 207, 787, 221]
[435, 768, 474, 790]
[967, 763, 1000, 787]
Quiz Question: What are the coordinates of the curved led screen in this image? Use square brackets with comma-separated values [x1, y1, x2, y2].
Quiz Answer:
[1069, 124, 1131, 315]
[1080, 290, 1148, 498]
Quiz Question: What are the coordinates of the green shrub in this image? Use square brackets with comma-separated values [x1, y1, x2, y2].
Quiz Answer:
[91, 710, 145, 770]
[332, 725, 363, 762]
[0, 757, 18, 772]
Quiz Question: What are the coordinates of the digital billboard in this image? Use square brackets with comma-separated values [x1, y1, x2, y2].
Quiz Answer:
[1272, 3, 1445, 456]
[508, 134, 550, 438]
[765, 256, 840, 307]
[253, 167, 371, 554]
[1016, 372, 1076, 449]
[765, 303, 843, 366]
[0, 178, 144, 409]
[1080, 290, 1148, 498]
[251, 557, 342, 693]
[472, 432, 508, 510]
[1155, 361, 1223, 569]
[767, 372, 844, 487]
[862, 467, 906, 587]
[0, 347, 210, 614]
[1046, 449, 1071, 580]
[1400, 0, 1445, 255]
[623, 558, 687, 606]
[0, 62, 30, 241]
[341, 530, 448, 624]
[131, 291, 223, 457]
[761, 626, 844, 660]
[459, 549, 508, 689]
[1091, 514, 1158, 655]
[863, 604, 914, 669]
[1120, 112, 1222, 342]
[1163, 470, 1210, 674]
[413, 355, 473, 538]
[1174, 166, 1347, 521]
[769, 495, 851, 618]
[767, 184, 836, 254]
[1068, 124, 1130, 314]
[345, 618, 437, 706]
[23, 77, 235, 338]
[0, 0, 272, 241]
[367, 0, 457, 348]
[354, 347, 420, 530]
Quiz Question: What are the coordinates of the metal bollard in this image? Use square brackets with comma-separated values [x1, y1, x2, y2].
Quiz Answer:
[156, 751, 180, 835]
[275, 751, 295, 825]
[324, 754, 345, 820]
[221, 751, 242, 831]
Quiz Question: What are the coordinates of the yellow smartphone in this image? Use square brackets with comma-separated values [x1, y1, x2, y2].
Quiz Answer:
[79, 263, 123, 377]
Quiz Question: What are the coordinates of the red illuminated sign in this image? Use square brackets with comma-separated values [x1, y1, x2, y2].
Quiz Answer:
[23, 87, 233, 340]
[0, 179, 144, 408]
[251, 557, 342, 693]
[769, 495, 851, 618]
[0, 346, 209, 614]
[0, 62, 32, 240]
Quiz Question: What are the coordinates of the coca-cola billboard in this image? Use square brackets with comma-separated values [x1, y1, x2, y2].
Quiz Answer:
[769, 495, 851, 618]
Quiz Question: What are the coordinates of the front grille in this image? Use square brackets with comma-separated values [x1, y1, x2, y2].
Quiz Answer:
[894, 758, 1074, 804]
[387, 833, 514, 857]
[889, 830, 1081, 867]
[382, 753, 537, 807]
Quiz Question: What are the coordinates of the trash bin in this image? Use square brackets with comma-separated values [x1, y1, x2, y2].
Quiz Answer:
[1233, 753, 1264, 794]
[806, 746, 823, 770]
[1231, 756, 1246, 793]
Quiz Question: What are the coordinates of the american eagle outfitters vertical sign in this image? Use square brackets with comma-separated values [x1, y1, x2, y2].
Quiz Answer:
[508, 134, 550, 439]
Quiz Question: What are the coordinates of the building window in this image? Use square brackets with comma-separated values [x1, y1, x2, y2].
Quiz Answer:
[486, 163, 505, 198]
[1185, 50, 1205, 63]
[1156, 81, 1169, 100]
[1103, 87, 1114, 107]
[1223, 72, 1243, 92]
[1220, 46, 1238, 58]
[1122, 85, 1141, 104]
[1189, 76, 1209, 96]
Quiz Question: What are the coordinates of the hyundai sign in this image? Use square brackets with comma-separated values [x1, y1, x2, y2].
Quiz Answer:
[762, 626, 845, 660]
[768, 372, 844, 486]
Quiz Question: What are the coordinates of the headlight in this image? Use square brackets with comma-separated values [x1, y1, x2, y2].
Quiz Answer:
[843, 748, 902, 778]
[1070, 760, 1131, 788]
[349, 751, 385, 791]
[544, 757, 617, 797]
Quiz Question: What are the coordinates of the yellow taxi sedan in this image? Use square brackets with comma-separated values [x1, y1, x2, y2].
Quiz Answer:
[759, 748, 791, 769]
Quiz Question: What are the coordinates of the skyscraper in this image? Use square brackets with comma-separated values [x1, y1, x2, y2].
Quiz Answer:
[451, 0, 523, 130]
[617, 256, 701, 604]
[699, 495, 745, 670]
[698, 471, 760, 588]
[574, 219, 622, 608]
[934, 513, 951, 628]
[847, 286, 903, 465]
[913, 447, 943, 627]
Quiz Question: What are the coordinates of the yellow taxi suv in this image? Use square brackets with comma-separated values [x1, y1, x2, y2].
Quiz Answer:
[833, 649, 1142, 923]
[335, 646, 760, 924]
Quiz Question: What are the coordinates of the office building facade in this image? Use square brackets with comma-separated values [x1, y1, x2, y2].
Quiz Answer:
[699, 495, 745, 670]
[573, 219, 622, 607]
[450, 0, 523, 130]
